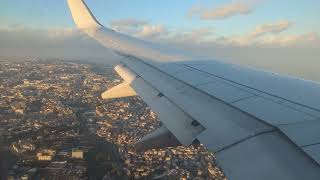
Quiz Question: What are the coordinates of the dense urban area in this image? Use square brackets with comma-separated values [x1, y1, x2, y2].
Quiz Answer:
[0, 59, 226, 180]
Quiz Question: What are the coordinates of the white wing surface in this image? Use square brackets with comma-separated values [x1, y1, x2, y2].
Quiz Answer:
[67, 1, 320, 179]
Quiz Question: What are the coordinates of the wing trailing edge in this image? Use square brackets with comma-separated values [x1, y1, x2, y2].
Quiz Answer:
[135, 125, 181, 152]
[110, 64, 206, 148]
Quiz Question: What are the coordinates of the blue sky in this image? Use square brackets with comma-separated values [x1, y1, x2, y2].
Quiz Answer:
[1, 0, 319, 35]
[0, 0, 320, 81]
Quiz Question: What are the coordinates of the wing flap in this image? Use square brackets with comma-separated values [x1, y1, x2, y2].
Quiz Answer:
[101, 82, 137, 99]
[112, 59, 320, 179]
[134, 125, 181, 152]
[113, 64, 205, 146]
[118, 57, 274, 152]
[161, 62, 320, 163]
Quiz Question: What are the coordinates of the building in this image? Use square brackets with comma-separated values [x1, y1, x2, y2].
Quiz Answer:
[11, 141, 35, 154]
[72, 149, 84, 159]
[37, 149, 56, 161]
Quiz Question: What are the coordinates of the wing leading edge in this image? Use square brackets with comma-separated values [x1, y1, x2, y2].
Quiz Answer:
[67, 1, 320, 180]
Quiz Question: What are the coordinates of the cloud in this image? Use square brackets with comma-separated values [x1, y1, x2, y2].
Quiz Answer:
[258, 32, 320, 46]
[110, 19, 212, 42]
[186, 28, 215, 41]
[110, 18, 148, 28]
[188, 1, 255, 20]
[107, 18, 317, 48]
[0, 25, 119, 61]
[47, 28, 82, 40]
[212, 20, 293, 46]
[1, 24, 320, 82]
[110, 18, 168, 39]
[221, 32, 320, 47]
[0, 26, 86, 46]
[166, 27, 215, 43]
[159, 31, 320, 82]
[249, 20, 292, 38]
[136, 25, 167, 38]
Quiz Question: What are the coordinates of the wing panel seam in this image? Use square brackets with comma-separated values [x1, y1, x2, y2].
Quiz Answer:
[214, 129, 277, 154]
[184, 64, 320, 113]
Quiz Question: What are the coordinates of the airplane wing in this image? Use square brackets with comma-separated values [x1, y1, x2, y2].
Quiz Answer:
[67, 0, 320, 179]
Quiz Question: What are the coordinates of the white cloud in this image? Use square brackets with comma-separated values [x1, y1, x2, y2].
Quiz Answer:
[110, 18, 148, 28]
[249, 20, 292, 38]
[188, 1, 255, 20]
[0, 25, 118, 60]
[212, 20, 293, 46]
[0, 25, 83, 42]
[109, 19, 214, 41]
[47, 28, 82, 40]
[108, 18, 317, 48]
[1, 23, 320, 82]
[166, 27, 215, 43]
[110, 18, 168, 39]
[136, 25, 167, 38]
[258, 32, 320, 46]
[186, 28, 215, 41]
[219, 32, 320, 47]
[160, 32, 320, 82]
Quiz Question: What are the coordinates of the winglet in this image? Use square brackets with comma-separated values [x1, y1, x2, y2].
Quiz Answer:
[67, 0, 102, 29]
[67, 0, 189, 62]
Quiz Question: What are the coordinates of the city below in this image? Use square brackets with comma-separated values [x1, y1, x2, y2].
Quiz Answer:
[0, 59, 226, 180]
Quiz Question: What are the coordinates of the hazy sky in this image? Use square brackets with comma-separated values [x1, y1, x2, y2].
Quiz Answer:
[0, 0, 319, 81]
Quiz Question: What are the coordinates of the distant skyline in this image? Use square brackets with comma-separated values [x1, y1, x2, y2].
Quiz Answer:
[0, 0, 320, 81]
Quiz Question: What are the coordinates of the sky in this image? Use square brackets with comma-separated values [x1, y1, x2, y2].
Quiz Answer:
[0, 0, 319, 81]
